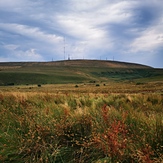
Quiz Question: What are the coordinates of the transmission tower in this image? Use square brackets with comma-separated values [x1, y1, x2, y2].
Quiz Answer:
[64, 37, 65, 60]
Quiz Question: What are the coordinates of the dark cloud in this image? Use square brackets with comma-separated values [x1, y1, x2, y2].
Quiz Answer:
[133, 5, 160, 27]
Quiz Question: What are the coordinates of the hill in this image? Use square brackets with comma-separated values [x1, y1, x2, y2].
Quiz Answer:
[0, 60, 162, 86]
[0, 59, 152, 68]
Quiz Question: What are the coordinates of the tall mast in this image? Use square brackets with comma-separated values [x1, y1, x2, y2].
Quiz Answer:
[64, 37, 65, 60]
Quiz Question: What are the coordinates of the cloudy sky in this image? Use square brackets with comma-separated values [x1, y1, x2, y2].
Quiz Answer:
[0, 0, 163, 68]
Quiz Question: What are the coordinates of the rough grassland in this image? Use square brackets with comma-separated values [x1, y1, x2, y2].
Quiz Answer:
[1, 60, 163, 86]
[0, 60, 163, 162]
[0, 82, 163, 163]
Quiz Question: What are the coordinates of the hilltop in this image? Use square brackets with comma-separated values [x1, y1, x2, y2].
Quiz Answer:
[0, 59, 152, 68]
[51, 60, 152, 68]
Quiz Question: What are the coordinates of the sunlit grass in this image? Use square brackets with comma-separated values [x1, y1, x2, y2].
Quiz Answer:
[0, 89, 163, 162]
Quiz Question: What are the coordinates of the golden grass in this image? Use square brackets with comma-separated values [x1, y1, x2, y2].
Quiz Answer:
[0, 83, 163, 162]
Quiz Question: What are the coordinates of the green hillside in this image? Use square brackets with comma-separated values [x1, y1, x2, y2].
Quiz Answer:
[0, 60, 162, 86]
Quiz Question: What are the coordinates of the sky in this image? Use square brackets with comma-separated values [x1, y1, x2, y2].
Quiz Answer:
[0, 0, 163, 68]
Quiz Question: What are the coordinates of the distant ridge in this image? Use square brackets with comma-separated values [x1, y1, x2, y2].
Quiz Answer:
[0, 59, 152, 69]
[0, 59, 162, 86]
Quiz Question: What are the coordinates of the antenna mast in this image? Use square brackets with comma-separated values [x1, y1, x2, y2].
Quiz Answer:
[64, 37, 65, 60]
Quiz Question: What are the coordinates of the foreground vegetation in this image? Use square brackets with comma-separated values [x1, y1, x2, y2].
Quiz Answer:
[0, 85, 163, 162]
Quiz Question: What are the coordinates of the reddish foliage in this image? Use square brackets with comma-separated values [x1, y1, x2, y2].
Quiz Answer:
[101, 104, 109, 123]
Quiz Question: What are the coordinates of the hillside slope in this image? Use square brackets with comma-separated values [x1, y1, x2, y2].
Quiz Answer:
[0, 60, 162, 86]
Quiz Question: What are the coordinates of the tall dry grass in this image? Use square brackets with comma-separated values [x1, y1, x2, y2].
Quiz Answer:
[0, 92, 162, 162]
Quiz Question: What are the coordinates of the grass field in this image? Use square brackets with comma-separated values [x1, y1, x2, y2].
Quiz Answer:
[0, 82, 163, 163]
[1, 60, 163, 86]
[0, 60, 163, 162]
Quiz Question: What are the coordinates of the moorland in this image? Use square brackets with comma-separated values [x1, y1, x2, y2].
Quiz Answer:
[0, 60, 163, 162]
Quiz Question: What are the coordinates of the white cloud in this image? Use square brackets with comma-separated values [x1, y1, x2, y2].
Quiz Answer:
[57, 14, 106, 40]
[0, 23, 63, 44]
[0, 0, 30, 13]
[4, 44, 19, 50]
[15, 48, 43, 61]
[0, 44, 44, 61]
[70, 0, 107, 11]
[0, 0, 24, 8]
[12, 48, 44, 61]
[130, 22, 163, 53]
